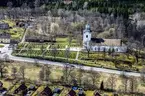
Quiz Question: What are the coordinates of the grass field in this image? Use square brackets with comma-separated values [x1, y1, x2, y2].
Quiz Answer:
[56, 37, 81, 48]
[9, 27, 25, 40]
[16, 37, 79, 49]
[1, 19, 15, 27]
[0, 44, 4, 48]
[0, 62, 145, 96]
[0, 62, 144, 95]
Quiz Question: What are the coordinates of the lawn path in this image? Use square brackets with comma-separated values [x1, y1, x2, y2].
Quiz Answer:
[42, 45, 50, 56]
[21, 26, 29, 43]
[18, 43, 28, 54]
[75, 49, 80, 60]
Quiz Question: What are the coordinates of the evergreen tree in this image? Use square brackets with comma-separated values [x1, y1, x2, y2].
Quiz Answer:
[100, 81, 104, 90]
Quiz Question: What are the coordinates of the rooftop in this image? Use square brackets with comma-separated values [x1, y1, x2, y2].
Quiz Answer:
[91, 38, 122, 46]
[0, 33, 11, 39]
[91, 38, 105, 43]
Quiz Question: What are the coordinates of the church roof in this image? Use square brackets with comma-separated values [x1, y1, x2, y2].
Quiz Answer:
[91, 38, 105, 43]
[102, 39, 121, 46]
[91, 38, 122, 46]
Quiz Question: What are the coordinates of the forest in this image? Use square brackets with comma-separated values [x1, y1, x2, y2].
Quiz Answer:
[1, 0, 145, 19]
[1, 0, 145, 47]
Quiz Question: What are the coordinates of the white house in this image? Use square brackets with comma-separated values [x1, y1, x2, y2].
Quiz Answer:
[0, 33, 11, 44]
[83, 24, 127, 53]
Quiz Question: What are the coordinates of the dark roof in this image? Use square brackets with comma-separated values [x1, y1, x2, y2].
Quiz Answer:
[14, 84, 27, 94]
[68, 89, 76, 96]
[0, 33, 10, 39]
[94, 92, 101, 96]
[91, 38, 105, 43]
[25, 36, 56, 43]
[41, 86, 53, 96]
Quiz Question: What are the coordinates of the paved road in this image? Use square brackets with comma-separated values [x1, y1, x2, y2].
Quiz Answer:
[0, 44, 143, 77]
[9, 55, 142, 77]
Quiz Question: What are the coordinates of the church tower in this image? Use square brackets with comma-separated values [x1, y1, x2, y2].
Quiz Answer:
[83, 24, 91, 48]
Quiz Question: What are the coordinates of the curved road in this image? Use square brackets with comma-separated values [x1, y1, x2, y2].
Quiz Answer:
[9, 55, 142, 77]
[0, 44, 143, 77]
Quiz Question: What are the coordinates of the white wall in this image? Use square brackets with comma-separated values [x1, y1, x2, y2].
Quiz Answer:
[91, 46, 127, 53]
[83, 30, 91, 48]
[0, 38, 10, 43]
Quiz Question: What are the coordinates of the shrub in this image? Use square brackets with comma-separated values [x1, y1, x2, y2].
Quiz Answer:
[0, 44, 4, 48]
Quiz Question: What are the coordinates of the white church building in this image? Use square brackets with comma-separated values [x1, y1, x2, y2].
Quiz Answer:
[83, 24, 127, 53]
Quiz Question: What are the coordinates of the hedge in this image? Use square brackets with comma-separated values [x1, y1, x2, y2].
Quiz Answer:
[13, 54, 140, 72]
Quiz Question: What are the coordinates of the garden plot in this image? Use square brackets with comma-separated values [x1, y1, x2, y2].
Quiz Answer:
[56, 37, 81, 48]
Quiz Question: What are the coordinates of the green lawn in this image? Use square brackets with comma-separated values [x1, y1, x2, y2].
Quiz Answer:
[56, 37, 80, 48]
[0, 44, 4, 48]
[1, 19, 15, 27]
[0, 19, 25, 41]
[9, 27, 25, 40]
[14, 49, 77, 59]
[17, 37, 79, 50]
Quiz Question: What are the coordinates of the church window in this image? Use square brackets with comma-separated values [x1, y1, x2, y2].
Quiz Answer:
[116, 48, 118, 52]
[95, 47, 96, 50]
[86, 35, 88, 38]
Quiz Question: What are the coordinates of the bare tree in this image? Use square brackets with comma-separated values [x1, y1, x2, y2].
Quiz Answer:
[50, 45, 58, 59]
[68, 32, 73, 47]
[44, 65, 51, 81]
[21, 3, 28, 9]
[83, 2, 88, 10]
[61, 63, 75, 85]
[19, 65, 25, 80]
[11, 67, 17, 79]
[0, 61, 7, 79]
[107, 74, 117, 91]
[69, 69, 77, 86]
[140, 66, 145, 83]
[40, 44, 45, 55]
[39, 65, 51, 81]
[89, 68, 100, 88]
[39, 67, 44, 81]
[34, 0, 40, 8]
[103, 47, 106, 59]
[27, 45, 32, 56]
[65, 48, 70, 61]
[78, 66, 84, 86]
[83, 76, 92, 89]
[120, 73, 129, 92]
[129, 76, 138, 93]
[7, 1, 13, 8]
